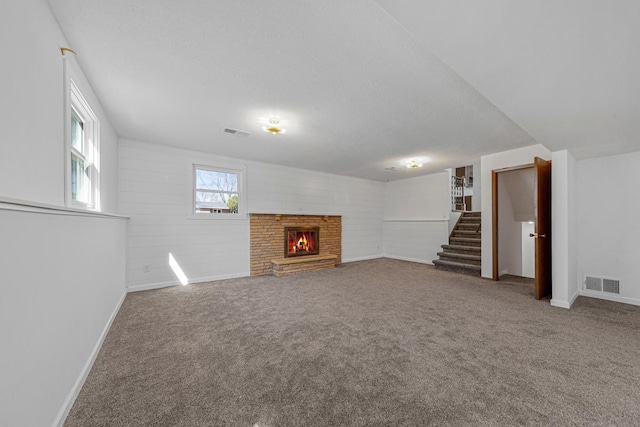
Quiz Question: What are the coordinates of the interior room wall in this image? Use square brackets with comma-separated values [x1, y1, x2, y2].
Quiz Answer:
[0, 0, 119, 211]
[480, 144, 551, 278]
[448, 211, 463, 235]
[575, 150, 640, 305]
[383, 172, 450, 264]
[472, 160, 481, 211]
[0, 208, 127, 427]
[250, 162, 385, 262]
[0, 0, 64, 205]
[0, 1, 126, 425]
[120, 139, 385, 290]
[551, 150, 578, 307]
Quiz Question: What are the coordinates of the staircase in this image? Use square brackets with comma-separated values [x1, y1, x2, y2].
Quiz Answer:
[433, 211, 481, 276]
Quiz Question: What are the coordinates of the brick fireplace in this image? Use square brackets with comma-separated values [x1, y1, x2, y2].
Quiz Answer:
[250, 214, 341, 276]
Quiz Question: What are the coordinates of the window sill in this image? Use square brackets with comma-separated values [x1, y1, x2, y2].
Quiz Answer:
[187, 213, 248, 221]
[0, 196, 128, 219]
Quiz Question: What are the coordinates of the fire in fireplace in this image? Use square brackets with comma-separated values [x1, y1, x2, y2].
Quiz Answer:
[285, 227, 319, 257]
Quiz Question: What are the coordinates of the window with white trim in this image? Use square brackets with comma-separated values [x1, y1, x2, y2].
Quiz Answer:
[68, 80, 99, 209]
[193, 165, 241, 215]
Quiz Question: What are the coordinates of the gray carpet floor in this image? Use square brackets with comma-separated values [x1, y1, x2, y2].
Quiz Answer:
[65, 259, 640, 426]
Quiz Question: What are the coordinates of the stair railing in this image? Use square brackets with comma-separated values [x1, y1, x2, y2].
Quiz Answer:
[451, 176, 466, 211]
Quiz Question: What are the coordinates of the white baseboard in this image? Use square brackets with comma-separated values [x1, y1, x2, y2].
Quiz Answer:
[579, 290, 640, 307]
[550, 290, 580, 309]
[53, 289, 127, 427]
[342, 254, 383, 263]
[550, 299, 571, 309]
[382, 254, 434, 265]
[127, 271, 251, 293]
[127, 280, 180, 293]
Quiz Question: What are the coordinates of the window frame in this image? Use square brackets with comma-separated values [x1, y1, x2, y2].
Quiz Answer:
[191, 164, 246, 219]
[65, 78, 100, 210]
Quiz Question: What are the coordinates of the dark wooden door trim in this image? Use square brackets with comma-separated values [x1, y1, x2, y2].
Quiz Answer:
[491, 171, 499, 281]
[534, 157, 552, 299]
[492, 163, 534, 174]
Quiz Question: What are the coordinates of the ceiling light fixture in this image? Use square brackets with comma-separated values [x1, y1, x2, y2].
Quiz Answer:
[263, 119, 287, 135]
[407, 160, 423, 169]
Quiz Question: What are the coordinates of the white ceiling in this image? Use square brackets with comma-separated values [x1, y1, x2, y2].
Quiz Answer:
[46, 1, 638, 182]
[375, 0, 640, 160]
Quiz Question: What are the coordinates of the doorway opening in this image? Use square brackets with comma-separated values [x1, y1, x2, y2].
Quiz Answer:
[492, 158, 552, 300]
[451, 165, 474, 212]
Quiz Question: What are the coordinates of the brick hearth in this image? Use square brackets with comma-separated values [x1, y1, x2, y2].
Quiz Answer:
[271, 254, 338, 277]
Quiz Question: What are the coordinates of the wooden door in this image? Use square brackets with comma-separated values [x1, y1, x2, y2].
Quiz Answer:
[533, 157, 552, 299]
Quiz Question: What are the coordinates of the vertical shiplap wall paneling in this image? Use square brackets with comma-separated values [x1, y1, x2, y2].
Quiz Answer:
[120, 139, 385, 290]
[248, 162, 385, 261]
[119, 140, 250, 290]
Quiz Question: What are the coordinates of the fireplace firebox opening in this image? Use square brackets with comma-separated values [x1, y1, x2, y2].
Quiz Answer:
[285, 227, 319, 257]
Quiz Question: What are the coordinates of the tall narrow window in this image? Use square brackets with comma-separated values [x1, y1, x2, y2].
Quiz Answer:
[71, 109, 87, 202]
[68, 80, 99, 209]
[193, 165, 241, 215]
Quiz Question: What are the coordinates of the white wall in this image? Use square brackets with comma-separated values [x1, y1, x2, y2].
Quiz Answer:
[0, 0, 64, 205]
[0, 2, 126, 425]
[0, 0, 119, 212]
[250, 162, 385, 261]
[472, 160, 481, 211]
[575, 150, 640, 305]
[385, 172, 450, 220]
[480, 144, 551, 278]
[120, 139, 385, 290]
[448, 211, 463, 235]
[551, 150, 578, 307]
[383, 172, 450, 264]
[0, 207, 127, 427]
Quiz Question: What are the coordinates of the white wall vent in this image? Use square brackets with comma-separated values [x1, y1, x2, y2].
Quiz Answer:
[584, 276, 602, 292]
[583, 275, 621, 295]
[603, 278, 620, 294]
[222, 128, 250, 138]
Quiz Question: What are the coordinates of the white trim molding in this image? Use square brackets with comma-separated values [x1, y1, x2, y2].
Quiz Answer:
[579, 290, 640, 307]
[53, 289, 127, 427]
[342, 254, 384, 263]
[382, 254, 435, 265]
[0, 196, 127, 219]
[127, 271, 252, 293]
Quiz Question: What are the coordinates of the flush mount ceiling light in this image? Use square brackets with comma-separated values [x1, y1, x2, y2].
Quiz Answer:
[407, 160, 423, 169]
[263, 119, 287, 135]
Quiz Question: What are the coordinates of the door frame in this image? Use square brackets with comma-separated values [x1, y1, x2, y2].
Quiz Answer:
[491, 163, 534, 281]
